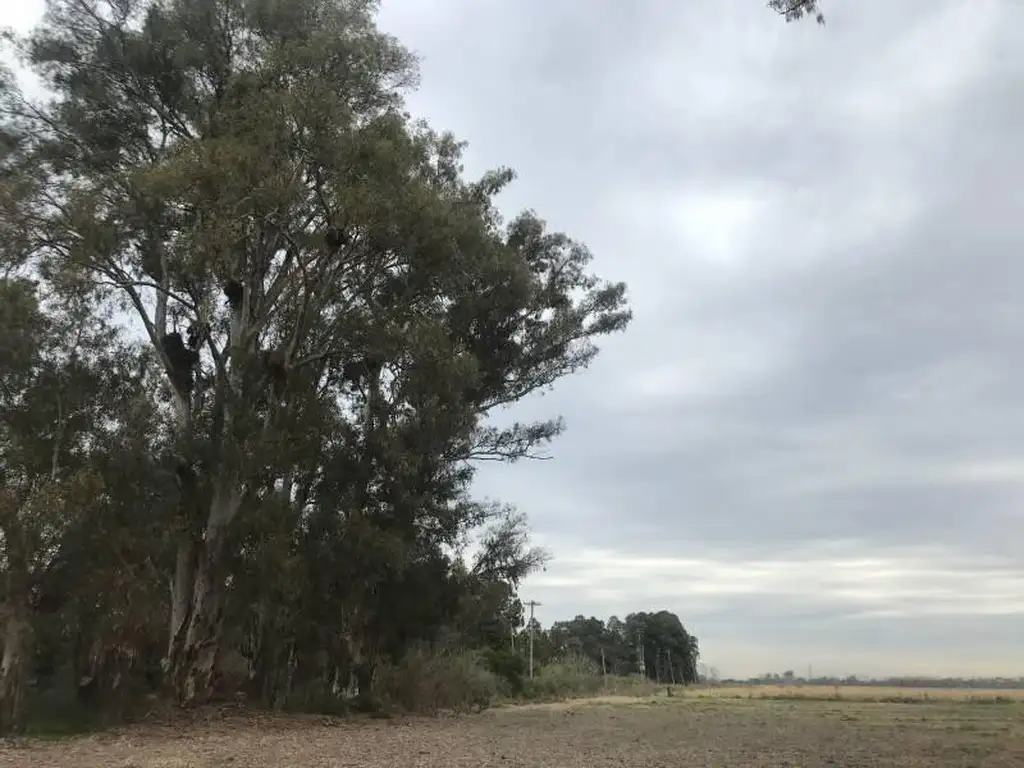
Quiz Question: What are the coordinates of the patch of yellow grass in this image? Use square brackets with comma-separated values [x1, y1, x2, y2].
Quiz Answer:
[680, 684, 1024, 702]
[515, 695, 658, 712]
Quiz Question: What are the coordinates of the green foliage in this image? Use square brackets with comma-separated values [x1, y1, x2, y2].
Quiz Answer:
[364, 646, 661, 714]
[481, 647, 527, 695]
[527, 610, 700, 686]
[526, 659, 604, 699]
[768, 0, 826, 25]
[20, 688, 111, 740]
[626, 611, 700, 685]
[522, 663, 659, 702]
[374, 649, 498, 715]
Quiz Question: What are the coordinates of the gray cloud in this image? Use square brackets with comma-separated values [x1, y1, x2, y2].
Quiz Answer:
[377, 0, 1024, 676]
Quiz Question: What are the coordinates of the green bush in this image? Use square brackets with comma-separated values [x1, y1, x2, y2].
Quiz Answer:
[374, 648, 498, 715]
[523, 656, 659, 702]
[297, 649, 660, 718]
[22, 689, 110, 739]
[481, 648, 526, 695]
[525, 661, 602, 699]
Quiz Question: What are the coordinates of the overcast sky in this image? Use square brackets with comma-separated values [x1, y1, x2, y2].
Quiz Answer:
[374, 0, 1024, 680]
[6, 0, 1024, 680]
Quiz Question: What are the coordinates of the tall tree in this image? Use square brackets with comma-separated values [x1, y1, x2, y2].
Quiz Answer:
[0, 275, 150, 733]
[2, 0, 630, 705]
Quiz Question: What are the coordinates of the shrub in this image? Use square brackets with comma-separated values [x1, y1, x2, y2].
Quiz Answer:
[525, 661, 601, 699]
[522, 654, 660, 702]
[374, 648, 498, 715]
[481, 648, 526, 695]
[523, 655, 599, 700]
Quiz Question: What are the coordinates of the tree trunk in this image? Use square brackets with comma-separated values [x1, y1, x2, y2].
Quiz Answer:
[166, 535, 197, 670]
[164, 481, 241, 706]
[0, 514, 30, 736]
[161, 286, 248, 706]
[354, 660, 375, 706]
[344, 618, 378, 710]
[0, 611, 29, 735]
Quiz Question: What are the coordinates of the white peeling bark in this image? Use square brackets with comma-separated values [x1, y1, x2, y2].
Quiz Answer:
[0, 612, 28, 734]
[166, 478, 243, 704]
[0, 521, 29, 735]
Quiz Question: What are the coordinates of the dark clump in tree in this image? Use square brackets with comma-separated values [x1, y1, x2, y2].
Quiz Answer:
[160, 331, 200, 395]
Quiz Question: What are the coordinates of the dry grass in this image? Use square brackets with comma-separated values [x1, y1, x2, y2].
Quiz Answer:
[684, 683, 1024, 703]
[3, 690, 1023, 767]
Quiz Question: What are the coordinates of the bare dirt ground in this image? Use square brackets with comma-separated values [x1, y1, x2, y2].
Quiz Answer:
[3, 693, 1023, 767]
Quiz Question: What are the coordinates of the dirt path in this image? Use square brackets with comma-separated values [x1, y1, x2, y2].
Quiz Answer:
[3, 696, 1023, 767]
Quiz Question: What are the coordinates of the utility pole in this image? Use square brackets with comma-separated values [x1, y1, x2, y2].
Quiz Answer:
[525, 600, 542, 679]
[635, 631, 646, 678]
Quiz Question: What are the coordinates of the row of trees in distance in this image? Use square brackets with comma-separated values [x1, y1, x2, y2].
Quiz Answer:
[524, 612, 699, 685]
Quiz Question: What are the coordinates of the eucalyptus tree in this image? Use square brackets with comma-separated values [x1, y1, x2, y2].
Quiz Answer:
[0, 272, 154, 732]
[2, 0, 631, 705]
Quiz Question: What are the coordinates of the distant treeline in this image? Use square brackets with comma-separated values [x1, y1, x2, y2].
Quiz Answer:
[523, 611, 700, 685]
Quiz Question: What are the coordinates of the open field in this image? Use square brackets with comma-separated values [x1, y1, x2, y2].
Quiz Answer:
[685, 683, 1024, 703]
[4, 692, 1023, 767]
